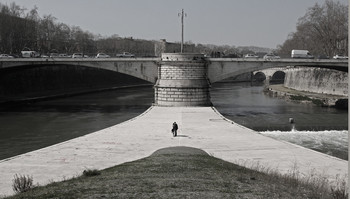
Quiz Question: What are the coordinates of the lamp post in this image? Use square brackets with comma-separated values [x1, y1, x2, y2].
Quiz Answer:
[178, 9, 186, 53]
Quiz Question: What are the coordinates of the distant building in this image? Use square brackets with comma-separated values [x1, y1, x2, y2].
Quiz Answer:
[154, 39, 195, 57]
[96, 38, 196, 57]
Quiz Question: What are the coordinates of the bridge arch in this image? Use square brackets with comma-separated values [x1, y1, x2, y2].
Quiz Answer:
[207, 58, 347, 83]
[271, 71, 286, 83]
[0, 58, 159, 83]
[0, 64, 154, 101]
[252, 72, 266, 82]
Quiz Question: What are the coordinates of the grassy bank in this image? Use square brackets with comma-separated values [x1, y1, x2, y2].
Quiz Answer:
[6, 147, 346, 199]
[267, 84, 347, 109]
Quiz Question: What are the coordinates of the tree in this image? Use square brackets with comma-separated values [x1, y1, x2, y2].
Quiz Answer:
[277, 0, 348, 57]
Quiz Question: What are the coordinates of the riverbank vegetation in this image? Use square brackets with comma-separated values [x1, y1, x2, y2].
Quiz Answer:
[289, 95, 325, 106]
[1, 1, 347, 58]
[277, 0, 348, 57]
[6, 147, 347, 199]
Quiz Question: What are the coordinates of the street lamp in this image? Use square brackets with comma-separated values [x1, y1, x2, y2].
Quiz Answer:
[178, 9, 187, 53]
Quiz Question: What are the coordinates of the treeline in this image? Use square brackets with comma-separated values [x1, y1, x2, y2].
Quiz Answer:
[277, 0, 348, 57]
[0, 2, 97, 55]
[0, 2, 273, 57]
[0, 1, 347, 58]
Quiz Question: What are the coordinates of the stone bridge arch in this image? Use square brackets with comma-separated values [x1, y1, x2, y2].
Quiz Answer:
[253, 67, 287, 83]
[207, 59, 347, 83]
[0, 58, 159, 83]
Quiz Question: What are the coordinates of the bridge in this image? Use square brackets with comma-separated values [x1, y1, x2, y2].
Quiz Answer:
[0, 54, 348, 196]
[0, 54, 347, 106]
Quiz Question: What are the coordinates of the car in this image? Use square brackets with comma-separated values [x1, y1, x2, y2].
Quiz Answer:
[263, 54, 280, 60]
[333, 54, 348, 60]
[96, 53, 110, 58]
[21, 51, 40, 58]
[244, 54, 259, 58]
[49, 53, 60, 58]
[291, 50, 314, 59]
[0, 54, 14, 58]
[116, 52, 135, 58]
[317, 55, 329, 59]
[59, 54, 70, 58]
[72, 53, 83, 58]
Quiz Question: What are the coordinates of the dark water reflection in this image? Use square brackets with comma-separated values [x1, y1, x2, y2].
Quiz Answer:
[210, 82, 348, 131]
[0, 82, 348, 160]
[0, 86, 154, 160]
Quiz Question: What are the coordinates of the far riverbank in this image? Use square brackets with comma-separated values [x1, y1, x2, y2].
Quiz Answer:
[266, 84, 348, 109]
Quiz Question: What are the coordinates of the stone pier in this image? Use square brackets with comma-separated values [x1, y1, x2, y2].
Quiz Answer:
[154, 53, 211, 106]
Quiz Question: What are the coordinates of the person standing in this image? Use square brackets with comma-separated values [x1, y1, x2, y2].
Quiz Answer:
[172, 122, 178, 137]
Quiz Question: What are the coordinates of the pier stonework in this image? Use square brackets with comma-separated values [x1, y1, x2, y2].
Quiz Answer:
[154, 53, 211, 106]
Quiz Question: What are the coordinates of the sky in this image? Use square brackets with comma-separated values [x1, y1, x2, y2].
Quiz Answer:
[0, 0, 348, 49]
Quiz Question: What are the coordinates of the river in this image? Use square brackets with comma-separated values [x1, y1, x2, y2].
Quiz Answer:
[0, 82, 347, 160]
[211, 82, 348, 160]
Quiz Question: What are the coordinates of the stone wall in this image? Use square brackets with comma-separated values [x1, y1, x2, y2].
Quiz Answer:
[154, 53, 211, 106]
[284, 68, 348, 96]
[160, 64, 207, 80]
[155, 87, 210, 106]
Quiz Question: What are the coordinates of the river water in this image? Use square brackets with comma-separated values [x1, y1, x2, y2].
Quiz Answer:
[211, 82, 348, 160]
[0, 82, 348, 160]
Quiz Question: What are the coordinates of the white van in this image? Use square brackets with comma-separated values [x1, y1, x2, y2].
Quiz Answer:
[21, 51, 40, 58]
[291, 50, 314, 59]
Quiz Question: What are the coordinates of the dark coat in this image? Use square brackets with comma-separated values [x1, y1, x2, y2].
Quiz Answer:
[173, 123, 178, 130]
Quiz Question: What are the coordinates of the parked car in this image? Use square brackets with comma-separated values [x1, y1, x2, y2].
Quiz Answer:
[333, 54, 348, 60]
[0, 54, 14, 58]
[317, 55, 329, 59]
[244, 54, 259, 58]
[72, 53, 83, 58]
[21, 51, 40, 58]
[263, 54, 280, 60]
[96, 53, 110, 58]
[59, 54, 70, 58]
[291, 50, 314, 59]
[222, 53, 240, 58]
[49, 53, 60, 58]
[116, 52, 135, 58]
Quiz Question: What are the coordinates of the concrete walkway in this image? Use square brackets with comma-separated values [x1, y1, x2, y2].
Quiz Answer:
[0, 106, 347, 196]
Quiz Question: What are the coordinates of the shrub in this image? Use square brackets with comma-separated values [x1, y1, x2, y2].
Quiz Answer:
[12, 174, 33, 193]
[83, 169, 101, 177]
[290, 95, 311, 101]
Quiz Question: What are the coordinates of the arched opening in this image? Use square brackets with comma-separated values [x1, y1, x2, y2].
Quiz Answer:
[0, 64, 151, 103]
[252, 72, 266, 82]
[271, 71, 285, 84]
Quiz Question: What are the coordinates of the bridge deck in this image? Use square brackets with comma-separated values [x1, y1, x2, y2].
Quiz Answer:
[0, 106, 347, 196]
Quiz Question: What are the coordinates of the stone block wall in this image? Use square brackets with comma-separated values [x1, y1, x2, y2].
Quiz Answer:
[155, 87, 210, 106]
[284, 67, 348, 96]
[160, 63, 206, 80]
[154, 53, 211, 106]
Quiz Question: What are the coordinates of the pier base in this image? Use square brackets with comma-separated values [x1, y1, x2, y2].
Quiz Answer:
[154, 53, 211, 106]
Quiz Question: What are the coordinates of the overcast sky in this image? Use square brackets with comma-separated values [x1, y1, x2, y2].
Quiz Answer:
[1, 0, 348, 49]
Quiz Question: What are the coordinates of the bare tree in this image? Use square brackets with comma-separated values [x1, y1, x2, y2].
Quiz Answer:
[277, 0, 348, 57]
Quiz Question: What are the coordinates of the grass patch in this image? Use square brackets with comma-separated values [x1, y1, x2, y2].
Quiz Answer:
[12, 174, 34, 194]
[83, 169, 101, 177]
[290, 95, 325, 106]
[6, 147, 347, 199]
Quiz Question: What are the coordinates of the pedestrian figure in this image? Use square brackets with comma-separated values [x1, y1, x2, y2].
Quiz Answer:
[172, 122, 178, 137]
